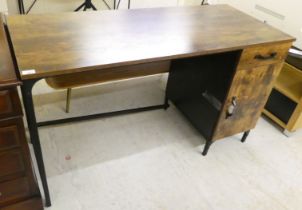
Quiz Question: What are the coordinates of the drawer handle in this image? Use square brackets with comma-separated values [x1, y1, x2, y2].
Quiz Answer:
[226, 97, 237, 119]
[254, 52, 277, 60]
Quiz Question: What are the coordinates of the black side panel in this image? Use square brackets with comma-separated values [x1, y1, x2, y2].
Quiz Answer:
[166, 51, 241, 140]
[265, 89, 297, 124]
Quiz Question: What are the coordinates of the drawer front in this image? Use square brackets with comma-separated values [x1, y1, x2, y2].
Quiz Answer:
[0, 124, 20, 151]
[0, 89, 22, 119]
[0, 150, 25, 181]
[238, 42, 291, 68]
[1, 197, 43, 210]
[0, 178, 31, 206]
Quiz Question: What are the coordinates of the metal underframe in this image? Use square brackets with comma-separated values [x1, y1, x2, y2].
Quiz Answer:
[21, 78, 169, 207]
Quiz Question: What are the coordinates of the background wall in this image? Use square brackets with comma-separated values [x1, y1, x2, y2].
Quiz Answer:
[214, 0, 302, 48]
[0, 0, 8, 13]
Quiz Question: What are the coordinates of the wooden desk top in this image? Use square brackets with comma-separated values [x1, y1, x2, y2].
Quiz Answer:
[0, 16, 20, 88]
[7, 5, 294, 80]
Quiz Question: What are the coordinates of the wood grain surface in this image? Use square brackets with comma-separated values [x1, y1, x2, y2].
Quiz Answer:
[7, 5, 294, 80]
[0, 16, 20, 88]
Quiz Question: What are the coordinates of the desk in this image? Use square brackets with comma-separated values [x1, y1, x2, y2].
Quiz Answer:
[6, 5, 294, 207]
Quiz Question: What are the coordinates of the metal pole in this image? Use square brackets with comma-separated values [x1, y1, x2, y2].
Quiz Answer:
[21, 80, 51, 207]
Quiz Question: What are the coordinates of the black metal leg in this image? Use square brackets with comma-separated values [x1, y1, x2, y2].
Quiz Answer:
[18, 0, 25, 14]
[21, 80, 51, 207]
[128, 0, 131, 9]
[75, 2, 86, 11]
[75, 0, 97, 11]
[241, 130, 250, 143]
[202, 140, 213, 156]
[91, 3, 97, 10]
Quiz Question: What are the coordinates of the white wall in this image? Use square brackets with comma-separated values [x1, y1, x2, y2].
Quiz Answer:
[0, 0, 8, 13]
[214, 0, 302, 48]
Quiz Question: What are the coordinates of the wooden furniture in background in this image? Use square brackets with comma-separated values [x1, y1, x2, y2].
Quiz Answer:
[0, 15, 43, 210]
[7, 5, 294, 207]
[264, 60, 302, 135]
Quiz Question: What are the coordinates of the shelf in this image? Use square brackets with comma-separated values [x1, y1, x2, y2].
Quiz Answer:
[176, 97, 220, 140]
[275, 63, 302, 103]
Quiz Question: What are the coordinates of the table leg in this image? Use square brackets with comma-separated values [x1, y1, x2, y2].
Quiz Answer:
[241, 130, 250, 143]
[18, 0, 25, 14]
[21, 79, 51, 207]
[202, 140, 213, 156]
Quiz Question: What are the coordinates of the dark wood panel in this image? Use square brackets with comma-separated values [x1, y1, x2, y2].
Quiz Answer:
[0, 177, 32, 206]
[46, 61, 170, 89]
[0, 118, 40, 205]
[0, 88, 22, 119]
[0, 149, 25, 181]
[0, 16, 20, 88]
[213, 63, 284, 140]
[1, 197, 43, 210]
[7, 5, 294, 80]
[0, 125, 20, 152]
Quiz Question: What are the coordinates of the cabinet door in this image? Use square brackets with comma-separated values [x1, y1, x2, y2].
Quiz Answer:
[212, 63, 283, 140]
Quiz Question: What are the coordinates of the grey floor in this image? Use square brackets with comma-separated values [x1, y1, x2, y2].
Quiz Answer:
[13, 0, 302, 209]
[30, 75, 302, 210]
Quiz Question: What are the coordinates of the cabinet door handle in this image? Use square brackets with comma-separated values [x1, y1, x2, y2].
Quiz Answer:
[226, 97, 237, 119]
[254, 52, 277, 60]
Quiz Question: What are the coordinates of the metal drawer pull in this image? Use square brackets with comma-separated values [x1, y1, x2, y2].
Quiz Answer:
[254, 52, 277, 60]
[226, 97, 237, 119]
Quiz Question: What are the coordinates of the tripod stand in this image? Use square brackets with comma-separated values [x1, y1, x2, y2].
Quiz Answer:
[75, 0, 97, 11]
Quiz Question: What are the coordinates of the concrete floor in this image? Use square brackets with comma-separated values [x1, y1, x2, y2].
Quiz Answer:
[12, 0, 302, 209]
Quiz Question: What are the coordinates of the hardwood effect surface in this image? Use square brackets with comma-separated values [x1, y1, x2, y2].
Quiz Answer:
[1, 197, 43, 210]
[0, 89, 23, 119]
[0, 177, 32, 206]
[237, 42, 291, 69]
[263, 62, 302, 132]
[213, 62, 285, 140]
[0, 16, 20, 88]
[275, 63, 302, 103]
[46, 61, 170, 89]
[7, 5, 294, 80]
[0, 150, 25, 180]
[0, 125, 20, 151]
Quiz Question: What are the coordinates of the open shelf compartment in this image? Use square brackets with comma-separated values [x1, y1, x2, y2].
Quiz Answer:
[166, 50, 242, 140]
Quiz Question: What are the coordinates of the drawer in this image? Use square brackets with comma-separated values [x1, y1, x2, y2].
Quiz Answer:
[0, 124, 20, 151]
[0, 89, 22, 119]
[0, 177, 31, 206]
[1, 197, 43, 210]
[0, 149, 25, 181]
[238, 42, 291, 68]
